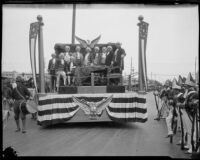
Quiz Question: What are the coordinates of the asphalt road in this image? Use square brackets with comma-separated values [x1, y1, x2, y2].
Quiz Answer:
[3, 92, 191, 158]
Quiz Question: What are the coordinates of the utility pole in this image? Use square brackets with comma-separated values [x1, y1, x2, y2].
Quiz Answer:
[195, 56, 197, 83]
[72, 4, 76, 44]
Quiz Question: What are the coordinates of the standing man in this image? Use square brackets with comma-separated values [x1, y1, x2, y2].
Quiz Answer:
[93, 46, 101, 66]
[83, 47, 93, 66]
[11, 76, 30, 133]
[100, 46, 107, 66]
[73, 45, 84, 67]
[105, 45, 114, 67]
[64, 45, 71, 64]
[111, 43, 126, 73]
[48, 53, 57, 92]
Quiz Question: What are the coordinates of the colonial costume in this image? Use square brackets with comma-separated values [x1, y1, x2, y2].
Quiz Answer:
[55, 53, 68, 90]
[100, 47, 107, 65]
[112, 43, 126, 73]
[73, 46, 84, 67]
[105, 45, 114, 67]
[11, 76, 31, 133]
[48, 53, 57, 92]
[83, 47, 93, 66]
[93, 46, 101, 65]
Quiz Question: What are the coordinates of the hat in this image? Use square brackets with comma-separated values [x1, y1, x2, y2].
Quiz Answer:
[94, 46, 99, 50]
[107, 45, 112, 49]
[172, 78, 181, 90]
[51, 53, 56, 57]
[177, 75, 184, 86]
[86, 47, 91, 52]
[16, 76, 23, 82]
[164, 79, 171, 87]
[59, 53, 64, 58]
[76, 46, 81, 49]
[185, 72, 195, 87]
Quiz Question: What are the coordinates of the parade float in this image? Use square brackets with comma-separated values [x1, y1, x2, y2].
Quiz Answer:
[29, 8, 149, 127]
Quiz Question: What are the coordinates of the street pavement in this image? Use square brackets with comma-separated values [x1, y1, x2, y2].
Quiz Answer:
[3, 92, 191, 158]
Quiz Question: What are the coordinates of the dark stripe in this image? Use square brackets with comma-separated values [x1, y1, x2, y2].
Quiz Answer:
[37, 116, 74, 126]
[106, 112, 148, 123]
[39, 97, 146, 105]
[38, 105, 79, 116]
[107, 106, 147, 113]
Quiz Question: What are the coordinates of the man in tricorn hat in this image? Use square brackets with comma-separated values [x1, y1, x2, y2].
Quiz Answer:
[11, 76, 31, 133]
[48, 53, 57, 92]
[111, 42, 126, 73]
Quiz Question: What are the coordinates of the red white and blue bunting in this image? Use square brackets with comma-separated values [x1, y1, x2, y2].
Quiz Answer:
[37, 93, 147, 126]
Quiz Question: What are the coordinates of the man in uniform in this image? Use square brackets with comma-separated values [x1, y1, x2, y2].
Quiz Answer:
[11, 76, 30, 133]
[48, 53, 57, 92]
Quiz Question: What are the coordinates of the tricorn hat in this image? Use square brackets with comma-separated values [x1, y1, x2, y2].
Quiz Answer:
[172, 78, 181, 90]
[185, 72, 195, 87]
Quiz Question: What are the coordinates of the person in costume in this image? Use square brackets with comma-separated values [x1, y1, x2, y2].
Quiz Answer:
[93, 46, 101, 66]
[11, 76, 31, 133]
[83, 47, 93, 66]
[48, 53, 57, 92]
[111, 42, 126, 73]
[55, 53, 68, 90]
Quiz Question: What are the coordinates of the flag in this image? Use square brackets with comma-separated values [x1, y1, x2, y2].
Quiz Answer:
[185, 72, 195, 87]
[138, 20, 149, 92]
[29, 22, 39, 93]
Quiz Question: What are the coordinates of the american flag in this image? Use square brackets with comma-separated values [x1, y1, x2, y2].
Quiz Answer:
[29, 22, 39, 93]
[29, 22, 39, 39]
[138, 20, 149, 91]
[138, 21, 149, 39]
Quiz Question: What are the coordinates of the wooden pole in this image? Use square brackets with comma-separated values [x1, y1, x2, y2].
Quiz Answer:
[37, 15, 45, 93]
[72, 4, 76, 44]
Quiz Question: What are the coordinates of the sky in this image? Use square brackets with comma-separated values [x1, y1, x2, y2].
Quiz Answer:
[2, 4, 199, 83]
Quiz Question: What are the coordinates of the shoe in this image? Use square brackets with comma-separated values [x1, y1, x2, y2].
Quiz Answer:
[15, 128, 20, 132]
[154, 117, 160, 121]
[184, 149, 192, 154]
[165, 134, 173, 138]
[22, 130, 26, 134]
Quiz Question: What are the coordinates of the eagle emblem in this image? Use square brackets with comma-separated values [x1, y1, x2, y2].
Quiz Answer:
[72, 95, 113, 119]
[75, 35, 101, 48]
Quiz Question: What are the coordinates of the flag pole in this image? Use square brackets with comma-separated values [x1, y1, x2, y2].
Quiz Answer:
[72, 4, 76, 44]
[37, 15, 45, 93]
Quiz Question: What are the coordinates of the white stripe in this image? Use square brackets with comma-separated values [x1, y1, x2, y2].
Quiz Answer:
[39, 93, 146, 101]
[38, 102, 77, 111]
[37, 108, 79, 122]
[30, 38, 38, 91]
[106, 108, 148, 119]
[109, 102, 146, 109]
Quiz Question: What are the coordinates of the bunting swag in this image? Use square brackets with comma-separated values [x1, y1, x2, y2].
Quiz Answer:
[29, 22, 39, 92]
[37, 93, 147, 126]
[138, 17, 149, 91]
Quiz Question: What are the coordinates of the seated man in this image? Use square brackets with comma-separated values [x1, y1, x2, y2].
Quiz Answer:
[55, 53, 68, 91]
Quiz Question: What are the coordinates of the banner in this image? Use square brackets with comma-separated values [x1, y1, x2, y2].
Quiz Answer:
[138, 17, 149, 91]
[37, 93, 147, 126]
[29, 22, 39, 93]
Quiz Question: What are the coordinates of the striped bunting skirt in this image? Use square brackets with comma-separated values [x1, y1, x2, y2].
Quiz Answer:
[37, 93, 147, 126]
